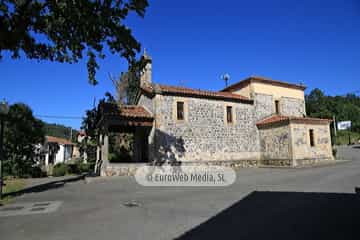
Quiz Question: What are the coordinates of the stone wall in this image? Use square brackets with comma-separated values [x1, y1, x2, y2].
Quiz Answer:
[259, 124, 292, 161]
[100, 159, 260, 176]
[253, 93, 305, 120]
[290, 123, 333, 165]
[101, 163, 148, 176]
[281, 97, 305, 117]
[138, 94, 154, 114]
[153, 95, 260, 162]
[253, 93, 274, 121]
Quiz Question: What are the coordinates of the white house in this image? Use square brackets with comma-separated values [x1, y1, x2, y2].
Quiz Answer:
[44, 136, 74, 166]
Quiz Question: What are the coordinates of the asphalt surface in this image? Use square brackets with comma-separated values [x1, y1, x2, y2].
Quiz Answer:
[0, 145, 360, 240]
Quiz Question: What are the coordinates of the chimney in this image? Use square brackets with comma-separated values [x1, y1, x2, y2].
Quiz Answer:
[140, 48, 152, 87]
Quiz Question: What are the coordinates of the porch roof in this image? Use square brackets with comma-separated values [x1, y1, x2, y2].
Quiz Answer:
[99, 103, 154, 127]
[46, 136, 74, 145]
[256, 115, 332, 128]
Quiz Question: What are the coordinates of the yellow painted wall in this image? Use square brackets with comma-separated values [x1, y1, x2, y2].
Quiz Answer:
[234, 85, 251, 98]
[251, 82, 304, 100]
[290, 123, 333, 163]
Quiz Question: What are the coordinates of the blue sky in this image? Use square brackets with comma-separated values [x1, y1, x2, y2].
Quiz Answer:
[1, 0, 359, 129]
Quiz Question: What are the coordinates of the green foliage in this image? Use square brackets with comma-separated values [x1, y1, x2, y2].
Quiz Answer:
[109, 149, 133, 163]
[3, 103, 45, 177]
[52, 162, 92, 176]
[3, 178, 26, 195]
[122, 59, 149, 104]
[334, 130, 360, 145]
[52, 163, 70, 177]
[30, 166, 47, 178]
[109, 133, 134, 162]
[0, 0, 149, 85]
[78, 163, 93, 173]
[67, 163, 81, 175]
[306, 89, 360, 142]
[80, 92, 118, 163]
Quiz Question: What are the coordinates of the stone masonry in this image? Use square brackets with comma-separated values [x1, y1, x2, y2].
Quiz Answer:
[280, 97, 305, 117]
[152, 95, 260, 162]
[97, 53, 334, 176]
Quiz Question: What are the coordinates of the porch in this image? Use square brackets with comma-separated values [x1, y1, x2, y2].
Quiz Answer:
[95, 103, 154, 175]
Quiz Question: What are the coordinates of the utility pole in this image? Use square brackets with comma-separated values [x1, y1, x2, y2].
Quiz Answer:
[333, 115, 337, 145]
[348, 123, 352, 145]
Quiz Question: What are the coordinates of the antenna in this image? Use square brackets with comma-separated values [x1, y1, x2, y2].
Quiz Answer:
[221, 73, 231, 87]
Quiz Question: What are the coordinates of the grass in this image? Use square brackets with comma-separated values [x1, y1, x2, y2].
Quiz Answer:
[0, 178, 26, 205]
[335, 131, 360, 145]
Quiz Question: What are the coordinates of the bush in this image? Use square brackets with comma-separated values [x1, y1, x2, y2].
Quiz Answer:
[67, 163, 81, 174]
[78, 163, 93, 173]
[52, 163, 70, 177]
[30, 166, 47, 178]
[109, 146, 133, 163]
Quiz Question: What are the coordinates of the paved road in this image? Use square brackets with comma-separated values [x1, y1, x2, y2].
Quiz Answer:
[0, 146, 360, 240]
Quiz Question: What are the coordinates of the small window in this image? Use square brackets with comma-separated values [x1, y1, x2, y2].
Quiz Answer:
[275, 100, 280, 114]
[309, 129, 315, 147]
[226, 106, 233, 123]
[177, 101, 184, 120]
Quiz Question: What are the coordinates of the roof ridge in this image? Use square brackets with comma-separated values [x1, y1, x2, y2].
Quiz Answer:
[147, 83, 252, 102]
[221, 76, 307, 92]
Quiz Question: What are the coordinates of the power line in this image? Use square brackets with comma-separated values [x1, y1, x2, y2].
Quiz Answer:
[35, 115, 83, 119]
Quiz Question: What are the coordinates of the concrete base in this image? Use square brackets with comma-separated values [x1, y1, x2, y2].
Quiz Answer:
[100, 158, 340, 177]
[100, 159, 259, 177]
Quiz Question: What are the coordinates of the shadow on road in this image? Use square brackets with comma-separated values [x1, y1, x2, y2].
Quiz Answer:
[176, 190, 360, 240]
[3, 174, 86, 198]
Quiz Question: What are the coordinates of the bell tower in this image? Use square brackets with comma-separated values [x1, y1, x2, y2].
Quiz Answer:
[140, 48, 152, 87]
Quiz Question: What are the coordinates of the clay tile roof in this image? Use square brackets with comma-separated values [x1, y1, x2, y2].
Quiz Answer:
[142, 84, 252, 103]
[46, 136, 74, 145]
[221, 76, 307, 92]
[101, 103, 153, 119]
[256, 115, 332, 128]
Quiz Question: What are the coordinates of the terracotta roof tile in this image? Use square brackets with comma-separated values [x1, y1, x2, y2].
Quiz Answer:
[46, 136, 74, 145]
[221, 76, 307, 92]
[101, 103, 153, 119]
[141, 84, 252, 103]
[256, 115, 332, 128]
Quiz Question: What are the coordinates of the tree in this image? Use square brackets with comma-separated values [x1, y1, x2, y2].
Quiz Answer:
[80, 92, 115, 163]
[111, 58, 147, 104]
[4, 103, 45, 177]
[0, 0, 149, 85]
[306, 88, 360, 134]
[306, 88, 333, 118]
[111, 72, 129, 105]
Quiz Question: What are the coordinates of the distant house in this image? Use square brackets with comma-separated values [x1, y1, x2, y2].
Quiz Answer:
[44, 136, 74, 166]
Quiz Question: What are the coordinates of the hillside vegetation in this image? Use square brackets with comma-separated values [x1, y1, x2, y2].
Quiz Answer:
[306, 88, 360, 144]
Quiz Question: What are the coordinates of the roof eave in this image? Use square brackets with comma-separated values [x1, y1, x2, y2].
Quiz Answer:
[159, 91, 254, 104]
[221, 76, 307, 92]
